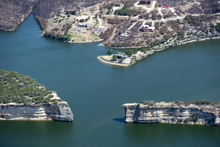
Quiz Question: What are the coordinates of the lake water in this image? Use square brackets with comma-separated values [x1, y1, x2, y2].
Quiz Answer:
[0, 13, 220, 147]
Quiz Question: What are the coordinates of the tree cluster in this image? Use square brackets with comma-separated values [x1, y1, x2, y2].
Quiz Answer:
[110, 41, 131, 47]
[184, 15, 215, 27]
[166, 20, 180, 32]
[215, 23, 220, 32]
[43, 31, 71, 41]
[0, 70, 62, 104]
[114, 8, 141, 16]
[163, 12, 175, 19]
[187, 99, 219, 105]
[107, 18, 126, 24]
[139, 13, 150, 19]
[99, 27, 114, 40]
[159, 25, 169, 35]
[200, 1, 220, 14]
[114, 2, 141, 16]
[35, 15, 48, 30]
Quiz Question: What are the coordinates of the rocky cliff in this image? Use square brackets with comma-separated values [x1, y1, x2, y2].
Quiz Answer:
[0, 102, 73, 121]
[0, 69, 74, 122]
[122, 101, 220, 126]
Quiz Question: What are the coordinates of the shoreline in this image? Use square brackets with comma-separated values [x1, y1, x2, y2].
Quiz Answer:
[97, 56, 134, 66]
[98, 35, 220, 66]
[66, 39, 104, 44]
[103, 35, 220, 49]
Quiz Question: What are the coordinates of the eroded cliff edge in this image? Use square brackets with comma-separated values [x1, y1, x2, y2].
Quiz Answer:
[0, 69, 73, 122]
[0, 102, 73, 121]
[122, 101, 220, 126]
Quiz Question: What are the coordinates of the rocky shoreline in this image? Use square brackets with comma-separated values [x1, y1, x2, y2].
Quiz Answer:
[122, 101, 220, 126]
[99, 35, 220, 67]
[0, 102, 73, 122]
[138, 35, 220, 61]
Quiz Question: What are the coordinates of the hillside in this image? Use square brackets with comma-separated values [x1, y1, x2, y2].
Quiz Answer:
[0, 69, 60, 104]
[1, 0, 220, 49]
[0, 0, 109, 31]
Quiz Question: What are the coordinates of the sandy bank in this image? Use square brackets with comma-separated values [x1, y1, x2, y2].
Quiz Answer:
[97, 56, 134, 67]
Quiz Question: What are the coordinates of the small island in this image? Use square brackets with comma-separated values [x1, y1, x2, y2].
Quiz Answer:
[0, 70, 73, 122]
[122, 100, 220, 126]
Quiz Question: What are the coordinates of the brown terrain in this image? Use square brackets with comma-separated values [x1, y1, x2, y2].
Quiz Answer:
[0, 0, 108, 31]
[0, 0, 220, 48]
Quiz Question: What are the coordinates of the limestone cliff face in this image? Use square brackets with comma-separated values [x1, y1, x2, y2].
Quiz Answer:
[0, 102, 73, 122]
[122, 102, 220, 126]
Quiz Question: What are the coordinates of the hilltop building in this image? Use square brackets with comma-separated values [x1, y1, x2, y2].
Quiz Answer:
[161, 6, 170, 13]
[115, 3, 123, 7]
[162, 6, 169, 9]
[66, 9, 80, 15]
[140, 25, 155, 32]
[139, 0, 152, 5]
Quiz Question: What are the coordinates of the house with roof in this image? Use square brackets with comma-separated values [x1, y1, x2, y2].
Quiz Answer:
[139, 0, 152, 5]
[161, 6, 170, 13]
[116, 52, 129, 59]
[122, 58, 131, 64]
[140, 25, 155, 32]
[115, 52, 132, 64]
[115, 2, 123, 7]
[162, 6, 169, 9]
[66, 9, 80, 15]
[60, 14, 66, 17]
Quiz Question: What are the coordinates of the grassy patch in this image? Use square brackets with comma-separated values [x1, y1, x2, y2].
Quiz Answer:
[0, 70, 62, 104]
[68, 33, 85, 37]
[73, 38, 85, 42]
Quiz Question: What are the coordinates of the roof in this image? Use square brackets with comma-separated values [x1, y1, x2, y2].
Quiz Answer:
[142, 25, 149, 28]
[162, 6, 169, 9]
[67, 9, 79, 12]
[117, 52, 126, 56]
[140, 0, 146, 1]
[116, 52, 128, 58]
[142, 25, 154, 29]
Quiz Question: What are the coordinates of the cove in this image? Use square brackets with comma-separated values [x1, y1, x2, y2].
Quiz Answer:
[0, 13, 220, 147]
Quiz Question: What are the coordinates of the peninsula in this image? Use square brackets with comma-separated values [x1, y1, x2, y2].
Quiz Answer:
[0, 70, 74, 122]
[122, 100, 220, 126]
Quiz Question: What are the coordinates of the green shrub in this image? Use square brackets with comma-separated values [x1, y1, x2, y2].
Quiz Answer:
[107, 50, 113, 55]
[49, 95, 54, 98]
[184, 118, 190, 123]
[0, 70, 64, 104]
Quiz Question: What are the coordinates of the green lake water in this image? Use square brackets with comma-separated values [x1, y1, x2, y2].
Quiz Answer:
[0, 13, 220, 147]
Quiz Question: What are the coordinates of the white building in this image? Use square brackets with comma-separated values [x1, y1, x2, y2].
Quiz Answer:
[116, 52, 128, 59]
[115, 3, 123, 7]
[122, 58, 131, 64]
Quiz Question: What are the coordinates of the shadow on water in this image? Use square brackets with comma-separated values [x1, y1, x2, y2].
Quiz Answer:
[0, 121, 74, 147]
[113, 118, 125, 123]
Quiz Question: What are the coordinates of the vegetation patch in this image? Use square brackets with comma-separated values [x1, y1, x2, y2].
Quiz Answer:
[0, 70, 62, 104]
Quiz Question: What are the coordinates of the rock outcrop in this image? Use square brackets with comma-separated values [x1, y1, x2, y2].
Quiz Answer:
[0, 102, 73, 121]
[0, 69, 74, 122]
[122, 101, 220, 126]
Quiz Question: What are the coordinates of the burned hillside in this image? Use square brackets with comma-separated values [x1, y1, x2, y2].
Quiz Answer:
[0, 0, 109, 31]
